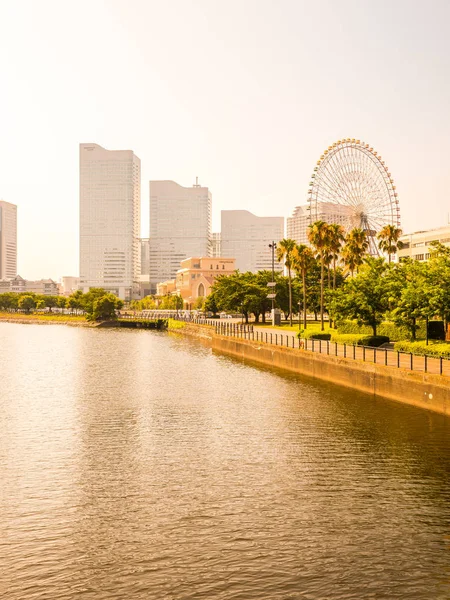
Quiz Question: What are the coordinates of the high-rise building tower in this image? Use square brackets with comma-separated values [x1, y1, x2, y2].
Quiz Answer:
[221, 210, 284, 273]
[149, 179, 211, 291]
[79, 143, 141, 301]
[0, 200, 17, 280]
[287, 202, 352, 245]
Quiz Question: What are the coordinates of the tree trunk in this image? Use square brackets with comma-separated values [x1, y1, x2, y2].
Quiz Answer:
[288, 266, 292, 327]
[333, 257, 337, 290]
[302, 270, 307, 329]
[320, 255, 324, 331]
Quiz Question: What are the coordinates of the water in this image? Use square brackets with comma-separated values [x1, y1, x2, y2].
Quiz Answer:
[1, 323, 450, 600]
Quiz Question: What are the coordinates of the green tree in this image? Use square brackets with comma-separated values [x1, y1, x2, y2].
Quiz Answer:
[377, 224, 403, 264]
[328, 223, 345, 289]
[329, 258, 389, 336]
[292, 244, 314, 329]
[341, 228, 369, 276]
[308, 221, 331, 330]
[18, 295, 36, 313]
[91, 293, 121, 321]
[276, 238, 296, 326]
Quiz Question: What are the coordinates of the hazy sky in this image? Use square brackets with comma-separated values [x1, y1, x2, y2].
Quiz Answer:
[1, 0, 449, 280]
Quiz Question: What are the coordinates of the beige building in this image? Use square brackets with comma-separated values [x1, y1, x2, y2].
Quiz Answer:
[0, 275, 59, 295]
[156, 279, 177, 296]
[221, 210, 284, 273]
[61, 276, 80, 296]
[149, 179, 212, 292]
[79, 143, 141, 301]
[287, 202, 352, 246]
[398, 225, 450, 262]
[211, 232, 221, 257]
[175, 256, 236, 308]
[0, 200, 17, 280]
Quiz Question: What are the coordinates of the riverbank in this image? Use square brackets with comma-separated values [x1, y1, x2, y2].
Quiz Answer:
[172, 322, 450, 416]
[0, 313, 96, 327]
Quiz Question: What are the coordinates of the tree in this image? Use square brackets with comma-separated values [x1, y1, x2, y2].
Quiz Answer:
[328, 223, 345, 289]
[159, 295, 183, 310]
[341, 228, 369, 276]
[91, 293, 121, 321]
[328, 258, 389, 336]
[385, 260, 432, 339]
[44, 295, 59, 313]
[292, 244, 314, 329]
[377, 224, 403, 264]
[308, 221, 331, 330]
[276, 238, 296, 326]
[18, 295, 36, 313]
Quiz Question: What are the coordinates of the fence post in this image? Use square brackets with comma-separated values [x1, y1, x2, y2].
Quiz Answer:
[312, 339, 315, 352]
[374, 348, 376, 364]
[319, 339, 322, 353]
[271, 333, 273, 344]
[363, 346, 366, 361]
[276, 334, 278, 345]
[305, 338, 308, 351]
[440, 357, 443, 375]
[424, 355, 427, 373]
[397, 351, 400, 368]
[385, 349, 388, 366]
[410, 353, 413, 370]
[335, 342, 338, 356]
[327, 340, 330, 355]
[353, 344, 356, 360]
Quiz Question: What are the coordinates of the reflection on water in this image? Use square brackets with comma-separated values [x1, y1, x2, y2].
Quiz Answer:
[1, 323, 450, 599]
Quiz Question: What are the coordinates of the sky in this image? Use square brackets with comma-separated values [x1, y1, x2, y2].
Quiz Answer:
[1, 0, 449, 280]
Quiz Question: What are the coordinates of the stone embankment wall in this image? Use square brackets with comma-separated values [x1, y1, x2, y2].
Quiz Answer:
[212, 334, 450, 417]
[168, 321, 215, 341]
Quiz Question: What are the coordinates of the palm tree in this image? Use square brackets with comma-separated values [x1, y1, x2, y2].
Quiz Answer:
[308, 220, 331, 331]
[292, 244, 314, 330]
[377, 224, 403, 263]
[341, 228, 369, 276]
[276, 238, 296, 326]
[328, 223, 345, 289]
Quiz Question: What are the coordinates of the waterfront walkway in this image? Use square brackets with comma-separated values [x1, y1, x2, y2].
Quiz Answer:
[213, 322, 450, 378]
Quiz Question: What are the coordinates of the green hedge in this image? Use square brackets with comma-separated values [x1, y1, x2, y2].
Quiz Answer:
[336, 320, 426, 341]
[330, 333, 390, 347]
[298, 330, 332, 340]
[393, 340, 450, 358]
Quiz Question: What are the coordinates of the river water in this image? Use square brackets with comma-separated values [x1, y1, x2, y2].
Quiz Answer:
[1, 323, 450, 599]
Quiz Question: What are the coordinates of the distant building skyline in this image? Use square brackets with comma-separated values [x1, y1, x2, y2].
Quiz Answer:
[287, 202, 352, 246]
[221, 210, 284, 273]
[149, 179, 212, 292]
[0, 200, 17, 280]
[79, 143, 141, 301]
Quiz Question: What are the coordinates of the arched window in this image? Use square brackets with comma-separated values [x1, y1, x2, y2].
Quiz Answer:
[198, 283, 205, 297]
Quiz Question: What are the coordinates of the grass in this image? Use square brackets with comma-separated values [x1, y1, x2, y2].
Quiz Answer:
[0, 311, 86, 322]
[254, 321, 334, 333]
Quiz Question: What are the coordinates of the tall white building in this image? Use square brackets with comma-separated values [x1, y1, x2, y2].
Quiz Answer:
[0, 200, 17, 280]
[287, 202, 352, 245]
[221, 210, 284, 273]
[79, 143, 141, 301]
[149, 179, 211, 291]
[211, 232, 221, 257]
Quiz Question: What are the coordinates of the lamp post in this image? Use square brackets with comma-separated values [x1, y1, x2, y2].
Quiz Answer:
[268, 241, 277, 325]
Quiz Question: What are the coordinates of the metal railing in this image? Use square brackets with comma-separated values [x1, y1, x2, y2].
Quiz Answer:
[213, 322, 450, 377]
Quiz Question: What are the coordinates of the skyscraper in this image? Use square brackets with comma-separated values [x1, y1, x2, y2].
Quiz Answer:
[79, 143, 141, 300]
[221, 210, 284, 273]
[287, 202, 352, 245]
[0, 200, 17, 280]
[149, 179, 211, 291]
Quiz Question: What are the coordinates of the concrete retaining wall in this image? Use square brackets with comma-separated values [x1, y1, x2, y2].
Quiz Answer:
[212, 334, 450, 416]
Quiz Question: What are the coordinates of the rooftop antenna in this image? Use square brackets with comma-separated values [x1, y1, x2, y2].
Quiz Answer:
[193, 176, 200, 188]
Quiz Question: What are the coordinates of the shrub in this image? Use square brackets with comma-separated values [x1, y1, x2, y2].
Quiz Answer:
[336, 319, 426, 341]
[393, 341, 450, 358]
[331, 333, 390, 347]
[298, 329, 331, 340]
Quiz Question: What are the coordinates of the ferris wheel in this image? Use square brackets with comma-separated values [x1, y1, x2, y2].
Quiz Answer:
[307, 138, 400, 255]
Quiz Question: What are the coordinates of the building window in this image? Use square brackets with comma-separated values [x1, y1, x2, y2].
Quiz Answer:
[222, 264, 225, 269]
[414, 254, 424, 261]
[198, 283, 205, 297]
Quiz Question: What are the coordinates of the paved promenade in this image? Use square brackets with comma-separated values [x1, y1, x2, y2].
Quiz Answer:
[224, 324, 450, 378]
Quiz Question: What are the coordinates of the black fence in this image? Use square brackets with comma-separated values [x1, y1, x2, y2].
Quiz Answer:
[213, 322, 450, 377]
